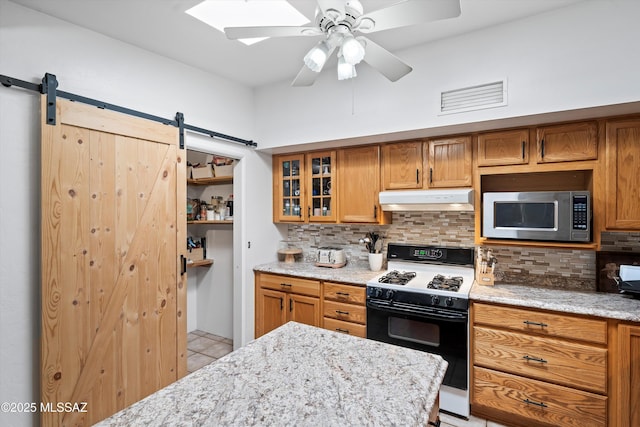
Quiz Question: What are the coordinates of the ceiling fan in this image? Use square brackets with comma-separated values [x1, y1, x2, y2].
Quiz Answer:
[224, 0, 461, 86]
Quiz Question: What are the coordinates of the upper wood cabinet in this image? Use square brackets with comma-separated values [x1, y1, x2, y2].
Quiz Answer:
[382, 141, 423, 190]
[338, 145, 383, 223]
[306, 150, 337, 222]
[536, 121, 598, 163]
[273, 154, 306, 222]
[273, 151, 337, 223]
[605, 118, 640, 230]
[477, 128, 529, 167]
[425, 136, 472, 188]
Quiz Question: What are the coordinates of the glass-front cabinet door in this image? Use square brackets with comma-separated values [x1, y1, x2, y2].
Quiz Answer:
[307, 151, 336, 222]
[275, 154, 305, 222]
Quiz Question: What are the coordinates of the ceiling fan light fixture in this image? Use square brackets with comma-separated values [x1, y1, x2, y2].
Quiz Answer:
[303, 41, 330, 72]
[337, 56, 357, 80]
[341, 35, 365, 65]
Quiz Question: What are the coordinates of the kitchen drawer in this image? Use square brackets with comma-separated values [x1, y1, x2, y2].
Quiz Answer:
[323, 300, 366, 324]
[474, 326, 607, 394]
[474, 367, 607, 427]
[258, 273, 320, 297]
[323, 317, 366, 338]
[473, 303, 607, 345]
[323, 282, 366, 305]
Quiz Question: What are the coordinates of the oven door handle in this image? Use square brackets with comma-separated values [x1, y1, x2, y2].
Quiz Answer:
[366, 300, 468, 322]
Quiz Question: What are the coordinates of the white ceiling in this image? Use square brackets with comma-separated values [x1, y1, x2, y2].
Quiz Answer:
[10, 0, 587, 88]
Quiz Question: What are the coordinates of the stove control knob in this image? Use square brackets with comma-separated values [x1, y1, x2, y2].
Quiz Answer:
[372, 288, 383, 298]
[445, 297, 454, 307]
[385, 290, 395, 300]
[431, 295, 440, 306]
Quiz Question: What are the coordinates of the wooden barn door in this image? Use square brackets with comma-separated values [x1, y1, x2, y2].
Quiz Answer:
[40, 97, 187, 426]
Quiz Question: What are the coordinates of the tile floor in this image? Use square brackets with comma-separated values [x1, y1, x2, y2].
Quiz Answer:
[187, 329, 233, 373]
[187, 333, 506, 427]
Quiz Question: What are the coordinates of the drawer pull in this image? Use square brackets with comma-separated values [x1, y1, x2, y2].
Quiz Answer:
[522, 355, 547, 364]
[280, 283, 292, 287]
[335, 310, 350, 315]
[335, 328, 351, 334]
[336, 291, 350, 297]
[523, 320, 548, 328]
[523, 398, 548, 408]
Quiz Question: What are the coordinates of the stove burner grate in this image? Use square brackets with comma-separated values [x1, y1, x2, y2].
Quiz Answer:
[427, 274, 463, 291]
[378, 270, 417, 285]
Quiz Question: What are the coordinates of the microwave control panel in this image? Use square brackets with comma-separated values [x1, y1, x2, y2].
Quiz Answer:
[572, 194, 589, 231]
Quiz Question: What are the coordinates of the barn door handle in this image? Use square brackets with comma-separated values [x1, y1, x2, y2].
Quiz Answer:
[180, 255, 186, 276]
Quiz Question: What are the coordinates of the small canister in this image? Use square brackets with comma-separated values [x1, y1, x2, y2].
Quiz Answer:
[206, 205, 215, 221]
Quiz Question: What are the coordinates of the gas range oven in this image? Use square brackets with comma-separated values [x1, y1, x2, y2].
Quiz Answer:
[366, 243, 475, 419]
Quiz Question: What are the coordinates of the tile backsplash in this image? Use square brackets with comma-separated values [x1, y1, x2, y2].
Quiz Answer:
[286, 212, 640, 291]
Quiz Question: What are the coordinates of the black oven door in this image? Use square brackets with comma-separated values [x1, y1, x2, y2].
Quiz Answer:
[366, 299, 468, 390]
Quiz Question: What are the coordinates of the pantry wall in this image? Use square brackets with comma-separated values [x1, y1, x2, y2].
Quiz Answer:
[186, 149, 235, 339]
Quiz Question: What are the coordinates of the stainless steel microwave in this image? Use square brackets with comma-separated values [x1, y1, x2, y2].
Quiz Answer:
[482, 191, 591, 242]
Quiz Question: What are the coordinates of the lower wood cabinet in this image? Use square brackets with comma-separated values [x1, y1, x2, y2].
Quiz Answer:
[471, 302, 608, 427]
[255, 272, 321, 338]
[255, 274, 367, 339]
[616, 323, 640, 427]
[322, 282, 367, 338]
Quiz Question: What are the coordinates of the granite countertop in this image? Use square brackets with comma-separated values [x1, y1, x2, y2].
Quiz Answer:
[254, 261, 381, 286]
[96, 322, 447, 427]
[255, 262, 640, 322]
[471, 283, 640, 322]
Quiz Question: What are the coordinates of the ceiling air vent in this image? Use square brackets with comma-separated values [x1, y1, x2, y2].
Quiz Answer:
[440, 80, 507, 114]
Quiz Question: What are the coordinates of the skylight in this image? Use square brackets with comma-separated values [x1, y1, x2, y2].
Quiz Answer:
[185, 0, 310, 46]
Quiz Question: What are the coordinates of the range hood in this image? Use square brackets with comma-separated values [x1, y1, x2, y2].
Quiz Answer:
[379, 189, 474, 211]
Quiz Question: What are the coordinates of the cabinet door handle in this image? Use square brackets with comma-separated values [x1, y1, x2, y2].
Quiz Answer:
[521, 141, 526, 159]
[540, 139, 545, 158]
[336, 291, 350, 297]
[429, 167, 433, 184]
[280, 283, 292, 288]
[335, 328, 350, 334]
[180, 255, 186, 276]
[335, 310, 350, 315]
[374, 205, 377, 219]
[280, 297, 283, 311]
[522, 355, 547, 364]
[308, 206, 311, 217]
[416, 168, 420, 184]
[523, 320, 548, 328]
[523, 398, 548, 408]
[289, 298, 293, 312]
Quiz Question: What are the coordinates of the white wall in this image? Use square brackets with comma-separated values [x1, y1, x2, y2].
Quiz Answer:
[0, 2, 281, 426]
[254, 0, 640, 150]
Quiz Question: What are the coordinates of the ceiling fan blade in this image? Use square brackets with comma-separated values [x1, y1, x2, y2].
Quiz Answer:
[360, 37, 412, 82]
[359, 0, 461, 34]
[291, 65, 320, 87]
[316, 0, 345, 17]
[224, 26, 322, 40]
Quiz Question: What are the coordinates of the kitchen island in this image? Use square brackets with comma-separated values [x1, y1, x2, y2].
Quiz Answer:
[96, 322, 447, 426]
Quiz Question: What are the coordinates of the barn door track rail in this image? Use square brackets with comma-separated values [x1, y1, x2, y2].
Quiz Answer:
[0, 72, 257, 149]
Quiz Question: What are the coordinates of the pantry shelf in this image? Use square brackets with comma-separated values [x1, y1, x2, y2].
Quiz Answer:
[187, 177, 232, 186]
[187, 259, 214, 268]
[187, 220, 233, 225]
